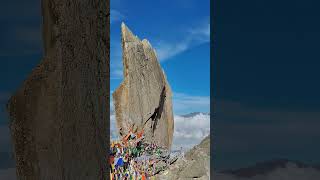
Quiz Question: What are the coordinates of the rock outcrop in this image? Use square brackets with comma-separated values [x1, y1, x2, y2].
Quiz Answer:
[157, 135, 210, 180]
[7, 0, 109, 179]
[113, 23, 174, 149]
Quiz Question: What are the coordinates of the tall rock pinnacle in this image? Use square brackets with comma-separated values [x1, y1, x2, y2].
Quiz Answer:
[7, 0, 109, 179]
[113, 23, 174, 149]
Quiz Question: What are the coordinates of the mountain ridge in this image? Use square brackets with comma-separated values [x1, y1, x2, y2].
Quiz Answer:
[180, 112, 210, 118]
[221, 158, 320, 178]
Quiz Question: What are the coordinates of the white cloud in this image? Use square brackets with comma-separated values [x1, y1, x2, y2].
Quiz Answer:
[154, 40, 189, 62]
[214, 99, 320, 170]
[154, 21, 210, 61]
[172, 113, 210, 151]
[109, 92, 210, 148]
[110, 68, 122, 80]
[111, 69, 123, 80]
[109, 91, 210, 115]
[110, 10, 125, 24]
[215, 163, 320, 180]
[173, 92, 210, 115]
[110, 19, 210, 77]
[110, 112, 210, 151]
[189, 22, 210, 40]
[110, 114, 118, 140]
[110, 94, 114, 113]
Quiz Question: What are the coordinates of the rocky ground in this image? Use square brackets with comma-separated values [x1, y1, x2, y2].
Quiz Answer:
[156, 135, 210, 180]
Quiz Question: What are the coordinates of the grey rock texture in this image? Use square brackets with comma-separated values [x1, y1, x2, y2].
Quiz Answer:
[113, 23, 174, 150]
[6, 0, 109, 179]
[157, 135, 210, 180]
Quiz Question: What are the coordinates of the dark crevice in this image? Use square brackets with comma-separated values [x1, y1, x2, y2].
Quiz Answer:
[144, 86, 166, 135]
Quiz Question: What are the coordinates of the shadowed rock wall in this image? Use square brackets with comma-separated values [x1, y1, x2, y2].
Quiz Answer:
[7, 0, 109, 179]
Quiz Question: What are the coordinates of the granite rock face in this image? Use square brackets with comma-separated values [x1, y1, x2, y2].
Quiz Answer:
[7, 0, 109, 179]
[113, 23, 174, 149]
[157, 135, 210, 180]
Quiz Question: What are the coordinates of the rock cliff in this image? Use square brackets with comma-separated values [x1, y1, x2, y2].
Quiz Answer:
[113, 23, 174, 149]
[7, 0, 109, 179]
[157, 135, 210, 180]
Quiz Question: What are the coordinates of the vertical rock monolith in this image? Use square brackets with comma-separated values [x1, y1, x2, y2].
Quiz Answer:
[7, 0, 109, 179]
[113, 23, 174, 149]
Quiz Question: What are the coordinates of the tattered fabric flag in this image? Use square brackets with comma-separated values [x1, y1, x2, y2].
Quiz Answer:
[116, 157, 124, 167]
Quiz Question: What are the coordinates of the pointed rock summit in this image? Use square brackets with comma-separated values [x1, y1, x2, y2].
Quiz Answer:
[113, 23, 174, 149]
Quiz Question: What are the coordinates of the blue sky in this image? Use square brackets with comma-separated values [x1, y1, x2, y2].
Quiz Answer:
[110, 0, 211, 115]
[0, 1, 43, 169]
[0, 0, 210, 170]
[2, 0, 320, 173]
[213, 0, 320, 170]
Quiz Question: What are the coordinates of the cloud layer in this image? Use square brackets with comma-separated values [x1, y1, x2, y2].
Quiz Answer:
[173, 92, 210, 115]
[109, 18, 210, 79]
[155, 21, 210, 61]
[172, 113, 210, 151]
[214, 99, 320, 170]
[215, 163, 320, 180]
[110, 112, 210, 151]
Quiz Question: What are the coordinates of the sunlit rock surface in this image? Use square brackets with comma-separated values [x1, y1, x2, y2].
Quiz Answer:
[113, 23, 174, 149]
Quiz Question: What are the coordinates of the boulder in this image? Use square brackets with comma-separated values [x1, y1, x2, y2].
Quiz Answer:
[6, 0, 109, 179]
[113, 23, 174, 149]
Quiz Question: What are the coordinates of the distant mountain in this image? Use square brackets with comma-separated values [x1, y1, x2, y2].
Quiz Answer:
[220, 159, 320, 178]
[180, 112, 210, 118]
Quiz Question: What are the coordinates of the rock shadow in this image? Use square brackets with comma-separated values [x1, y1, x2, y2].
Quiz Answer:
[144, 86, 166, 135]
